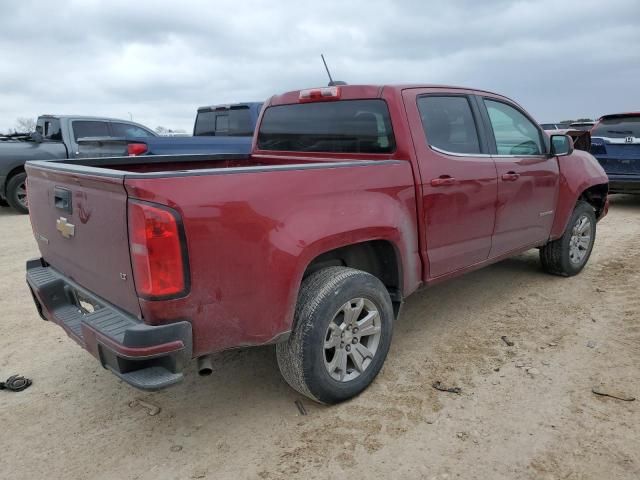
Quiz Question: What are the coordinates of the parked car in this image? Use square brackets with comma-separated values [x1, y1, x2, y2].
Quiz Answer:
[78, 102, 263, 158]
[591, 112, 640, 193]
[25, 84, 609, 404]
[0, 115, 156, 213]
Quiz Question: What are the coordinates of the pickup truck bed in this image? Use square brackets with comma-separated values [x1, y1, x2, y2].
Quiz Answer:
[26, 152, 418, 389]
[77, 135, 253, 158]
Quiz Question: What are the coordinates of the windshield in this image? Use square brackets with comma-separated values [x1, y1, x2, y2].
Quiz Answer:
[592, 116, 640, 138]
[194, 107, 254, 136]
[257, 100, 395, 153]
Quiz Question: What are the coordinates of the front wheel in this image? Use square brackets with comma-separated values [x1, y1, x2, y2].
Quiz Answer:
[276, 267, 394, 404]
[540, 201, 597, 276]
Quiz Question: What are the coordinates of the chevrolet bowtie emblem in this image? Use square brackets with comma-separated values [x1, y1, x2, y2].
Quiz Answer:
[56, 217, 75, 238]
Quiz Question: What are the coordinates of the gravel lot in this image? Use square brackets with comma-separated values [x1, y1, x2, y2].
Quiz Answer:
[1, 196, 638, 480]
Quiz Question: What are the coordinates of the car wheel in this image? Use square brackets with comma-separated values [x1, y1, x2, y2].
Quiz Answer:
[6, 172, 29, 214]
[540, 200, 596, 276]
[276, 266, 394, 404]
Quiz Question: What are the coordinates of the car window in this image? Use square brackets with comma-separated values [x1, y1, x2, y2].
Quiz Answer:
[592, 116, 640, 138]
[215, 115, 229, 132]
[417, 96, 481, 154]
[194, 107, 254, 136]
[73, 121, 110, 141]
[257, 99, 395, 153]
[43, 119, 62, 140]
[111, 122, 154, 138]
[484, 100, 543, 155]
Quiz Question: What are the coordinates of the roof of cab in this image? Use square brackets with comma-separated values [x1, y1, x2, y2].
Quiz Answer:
[196, 102, 262, 112]
[599, 112, 640, 120]
[39, 114, 141, 122]
[268, 84, 511, 107]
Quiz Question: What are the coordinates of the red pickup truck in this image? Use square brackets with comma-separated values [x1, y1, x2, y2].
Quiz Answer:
[25, 84, 609, 404]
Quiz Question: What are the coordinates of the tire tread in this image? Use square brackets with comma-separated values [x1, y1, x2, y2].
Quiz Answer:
[276, 267, 390, 404]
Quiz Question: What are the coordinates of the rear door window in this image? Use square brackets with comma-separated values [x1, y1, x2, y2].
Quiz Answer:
[484, 100, 543, 155]
[73, 121, 110, 141]
[417, 96, 481, 154]
[110, 122, 155, 138]
[257, 100, 395, 153]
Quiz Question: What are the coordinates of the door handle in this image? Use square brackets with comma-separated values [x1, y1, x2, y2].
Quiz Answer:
[430, 176, 456, 187]
[54, 187, 72, 214]
[501, 172, 520, 182]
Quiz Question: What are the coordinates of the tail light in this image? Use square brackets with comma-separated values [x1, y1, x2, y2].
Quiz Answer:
[127, 142, 148, 156]
[128, 200, 189, 299]
[299, 86, 341, 103]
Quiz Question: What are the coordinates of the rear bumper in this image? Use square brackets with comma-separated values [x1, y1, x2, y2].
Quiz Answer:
[607, 174, 640, 194]
[26, 258, 192, 390]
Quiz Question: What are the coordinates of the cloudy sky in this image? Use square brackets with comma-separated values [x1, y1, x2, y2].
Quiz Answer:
[1, 0, 638, 133]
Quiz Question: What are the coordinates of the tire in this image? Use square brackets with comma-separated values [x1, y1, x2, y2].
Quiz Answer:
[540, 200, 596, 276]
[6, 172, 29, 214]
[276, 266, 394, 404]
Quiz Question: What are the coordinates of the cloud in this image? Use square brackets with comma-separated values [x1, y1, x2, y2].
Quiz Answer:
[0, 0, 639, 132]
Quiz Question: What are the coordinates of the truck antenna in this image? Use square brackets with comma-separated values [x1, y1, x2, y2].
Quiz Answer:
[321, 54, 347, 86]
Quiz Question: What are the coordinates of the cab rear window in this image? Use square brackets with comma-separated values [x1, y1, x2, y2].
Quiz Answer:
[592, 116, 640, 138]
[194, 107, 253, 136]
[257, 100, 395, 153]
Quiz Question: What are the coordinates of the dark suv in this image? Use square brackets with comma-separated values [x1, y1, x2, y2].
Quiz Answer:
[591, 113, 640, 193]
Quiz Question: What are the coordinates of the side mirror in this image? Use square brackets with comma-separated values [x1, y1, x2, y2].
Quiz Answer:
[550, 134, 573, 157]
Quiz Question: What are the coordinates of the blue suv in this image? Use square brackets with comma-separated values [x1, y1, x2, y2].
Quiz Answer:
[591, 113, 640, 194]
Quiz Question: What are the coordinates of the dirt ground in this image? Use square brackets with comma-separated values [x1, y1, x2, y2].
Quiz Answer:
[1, 196, 638, 480]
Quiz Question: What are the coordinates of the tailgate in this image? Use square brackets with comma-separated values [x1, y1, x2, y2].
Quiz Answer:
[26, 162, 141, 317]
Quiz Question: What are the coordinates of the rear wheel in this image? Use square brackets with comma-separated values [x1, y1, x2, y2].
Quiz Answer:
[6, 172, 29, 214]
[276, 267, 394, 404]
[540, 201, 596, 276]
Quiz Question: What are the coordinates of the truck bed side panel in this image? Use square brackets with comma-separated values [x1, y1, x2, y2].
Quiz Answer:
[124, 160, 420, 356]
[77, 136, 253, 158]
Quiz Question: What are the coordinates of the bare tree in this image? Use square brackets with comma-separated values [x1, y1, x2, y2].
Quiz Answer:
[155, 126, 170, 135]
[15, 117, 37, 133]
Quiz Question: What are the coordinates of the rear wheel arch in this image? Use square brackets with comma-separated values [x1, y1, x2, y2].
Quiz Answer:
[301, 239, 403, 315]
